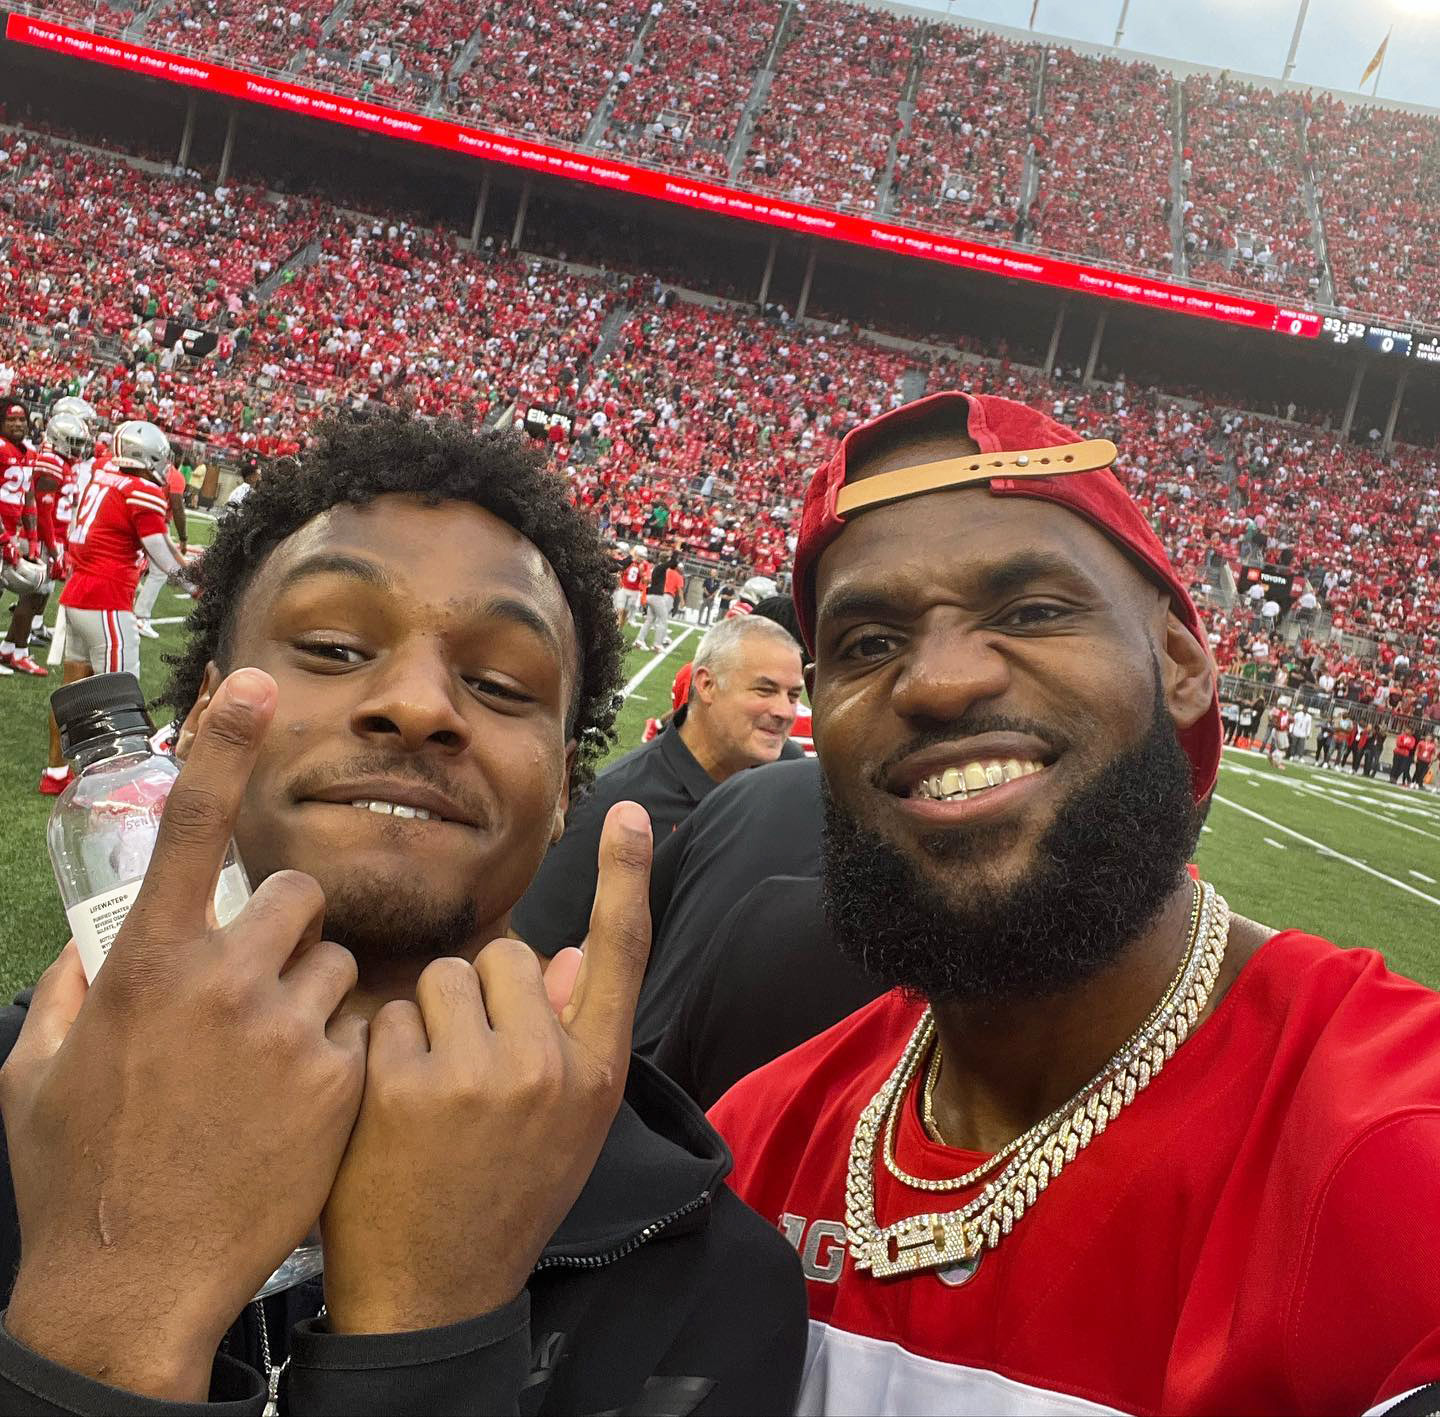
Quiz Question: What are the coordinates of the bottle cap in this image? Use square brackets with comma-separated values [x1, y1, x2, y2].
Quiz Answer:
[51, 672, 156, 759]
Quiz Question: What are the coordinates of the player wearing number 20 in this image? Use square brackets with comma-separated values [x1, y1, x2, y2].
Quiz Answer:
[0, 409, 805, 1415]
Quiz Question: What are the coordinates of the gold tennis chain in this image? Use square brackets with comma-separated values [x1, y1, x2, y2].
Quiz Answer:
[845, 881, 1230, 1278]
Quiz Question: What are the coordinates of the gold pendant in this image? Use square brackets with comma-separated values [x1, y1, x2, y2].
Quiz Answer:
[854, 1214, 980, 1278]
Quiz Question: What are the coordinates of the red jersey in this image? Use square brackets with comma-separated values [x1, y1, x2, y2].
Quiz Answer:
[60, 467, 169, 612]
[1418, 740, 1437, 765]
[1396, 733, 1418, 756]
[711, 932, 1440, 1414]
[0, 437, 33, 533]
[55, 461, 79, 532]
[790, 703, 815, 756]
[619, 562, 646, 592]
[30, 443, 69, 555]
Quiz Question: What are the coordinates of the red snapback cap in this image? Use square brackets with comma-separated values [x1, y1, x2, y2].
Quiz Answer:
[792, 390, 1220, 803]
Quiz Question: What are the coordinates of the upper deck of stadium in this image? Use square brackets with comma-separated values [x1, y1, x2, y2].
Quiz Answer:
[8, 0, 1440, 332]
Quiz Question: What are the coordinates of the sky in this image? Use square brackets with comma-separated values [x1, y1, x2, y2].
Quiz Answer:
[906, 0, 1440, 108]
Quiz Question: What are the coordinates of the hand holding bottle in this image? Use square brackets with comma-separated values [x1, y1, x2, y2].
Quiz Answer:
[1, 670, 367, 1402]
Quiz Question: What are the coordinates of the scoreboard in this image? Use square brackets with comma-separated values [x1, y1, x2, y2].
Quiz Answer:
[1322, 316, 1416, 357]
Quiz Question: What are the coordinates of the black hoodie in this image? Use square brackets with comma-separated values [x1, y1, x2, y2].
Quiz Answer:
[0, 996, 806, 1416]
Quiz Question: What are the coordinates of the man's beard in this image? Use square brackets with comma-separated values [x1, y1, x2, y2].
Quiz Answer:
[322, 873, 478, 962]
[821, 678, 1203, 1005]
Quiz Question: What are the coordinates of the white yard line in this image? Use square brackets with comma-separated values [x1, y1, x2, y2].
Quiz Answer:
[1412, 870, 1437, 885]
[1212, 794, 1440, 909]
[1223, 747, 1434, 808]
[620, 626, 696, 699]
[1283, 779, 1440, 845]
[1263, 838, 1286, 850]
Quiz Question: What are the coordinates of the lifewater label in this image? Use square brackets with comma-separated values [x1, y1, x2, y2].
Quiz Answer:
[67, 879, 144, 982]
[66, 863, 250, 983]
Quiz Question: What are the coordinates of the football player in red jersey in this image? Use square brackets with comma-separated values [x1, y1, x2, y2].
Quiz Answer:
[0, 412, 88, 677]
[40, 420, 192, 794]
[0, 401, 34, 677]
[0, 400, 44, 676]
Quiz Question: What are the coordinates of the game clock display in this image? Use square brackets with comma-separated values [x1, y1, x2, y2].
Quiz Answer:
[1322, 316, 1415, 356]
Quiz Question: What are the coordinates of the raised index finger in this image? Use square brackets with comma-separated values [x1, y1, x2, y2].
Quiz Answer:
[563, 802, 653, 1064]
[122, 668, 275, 947]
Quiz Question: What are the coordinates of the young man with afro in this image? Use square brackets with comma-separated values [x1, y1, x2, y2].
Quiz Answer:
[0, 408, 805, 1416]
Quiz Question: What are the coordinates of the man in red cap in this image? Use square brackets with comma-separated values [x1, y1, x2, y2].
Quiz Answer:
[709, 392, 1440, 1415]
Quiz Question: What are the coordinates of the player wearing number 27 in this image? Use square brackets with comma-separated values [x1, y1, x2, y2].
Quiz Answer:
[709, 392, 1440, 1416]
[39, 421, 194, 796]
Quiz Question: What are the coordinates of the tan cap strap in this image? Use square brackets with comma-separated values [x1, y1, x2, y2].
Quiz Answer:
[835, 439, 1119, 518]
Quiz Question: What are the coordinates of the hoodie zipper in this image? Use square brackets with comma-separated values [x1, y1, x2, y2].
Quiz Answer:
[531, 1191, 711, 1272]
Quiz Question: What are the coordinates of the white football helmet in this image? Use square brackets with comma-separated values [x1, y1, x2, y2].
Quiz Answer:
[51, 396, 99, 431]
[111, 421, 171, 482]
[740, 575, 778, 605]
[45, 412, 91, 461]
[2, 556, 51, 596]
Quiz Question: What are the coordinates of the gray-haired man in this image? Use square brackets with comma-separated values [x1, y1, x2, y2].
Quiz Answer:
[515, 615, 806, 956]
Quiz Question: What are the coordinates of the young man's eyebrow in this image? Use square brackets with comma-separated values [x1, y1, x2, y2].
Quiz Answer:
[274, 552, 394, 596]
[462, 595, 566, 658]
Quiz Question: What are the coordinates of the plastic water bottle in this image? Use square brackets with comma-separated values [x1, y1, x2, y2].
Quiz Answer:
[47, 672, 322, 1298]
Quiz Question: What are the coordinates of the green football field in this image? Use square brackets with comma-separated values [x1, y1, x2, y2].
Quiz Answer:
[0, 516, 1436, 1001]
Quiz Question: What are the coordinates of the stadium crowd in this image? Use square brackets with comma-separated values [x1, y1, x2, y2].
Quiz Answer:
[744, 0, 916, 210]
[451, 0, 651, 143]
[0, 117, 1435, 728]
[35, 0, 1440, 329]
[1180, 76, 1319, 299]
[1027, 51, 1175, 273]
[600, 0, 781, 176]
[889, 28, 1035, 236]
[0, 4, 1439, 1397]
[1307, 94, 1440, 327]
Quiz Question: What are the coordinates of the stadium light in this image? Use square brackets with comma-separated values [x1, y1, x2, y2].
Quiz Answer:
[1282, 0, 1310, 81]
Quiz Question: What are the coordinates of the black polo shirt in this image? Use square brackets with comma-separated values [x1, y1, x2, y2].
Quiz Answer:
[634, 757, 823, 1057]
[512, 722, 720, 956]
[650, 875, 882, 1109]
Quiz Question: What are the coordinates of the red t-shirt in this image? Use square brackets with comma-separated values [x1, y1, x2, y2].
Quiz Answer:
[710, 933, 1440, 1414]
[1396, 733, 1418, 756]
[60, 467, 169, 612]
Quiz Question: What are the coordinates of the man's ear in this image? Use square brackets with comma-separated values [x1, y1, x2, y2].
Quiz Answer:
[174, 661, 223, 761]
[1163, 612, 1215, 733]
[803, 660, 815, 698]
[552, 740, 577, 846]
[692, 665, 718, 706]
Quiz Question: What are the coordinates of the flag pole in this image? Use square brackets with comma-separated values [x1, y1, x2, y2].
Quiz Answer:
[1282, 0, 1310, 81]
[1028, 0, 1039, 31]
